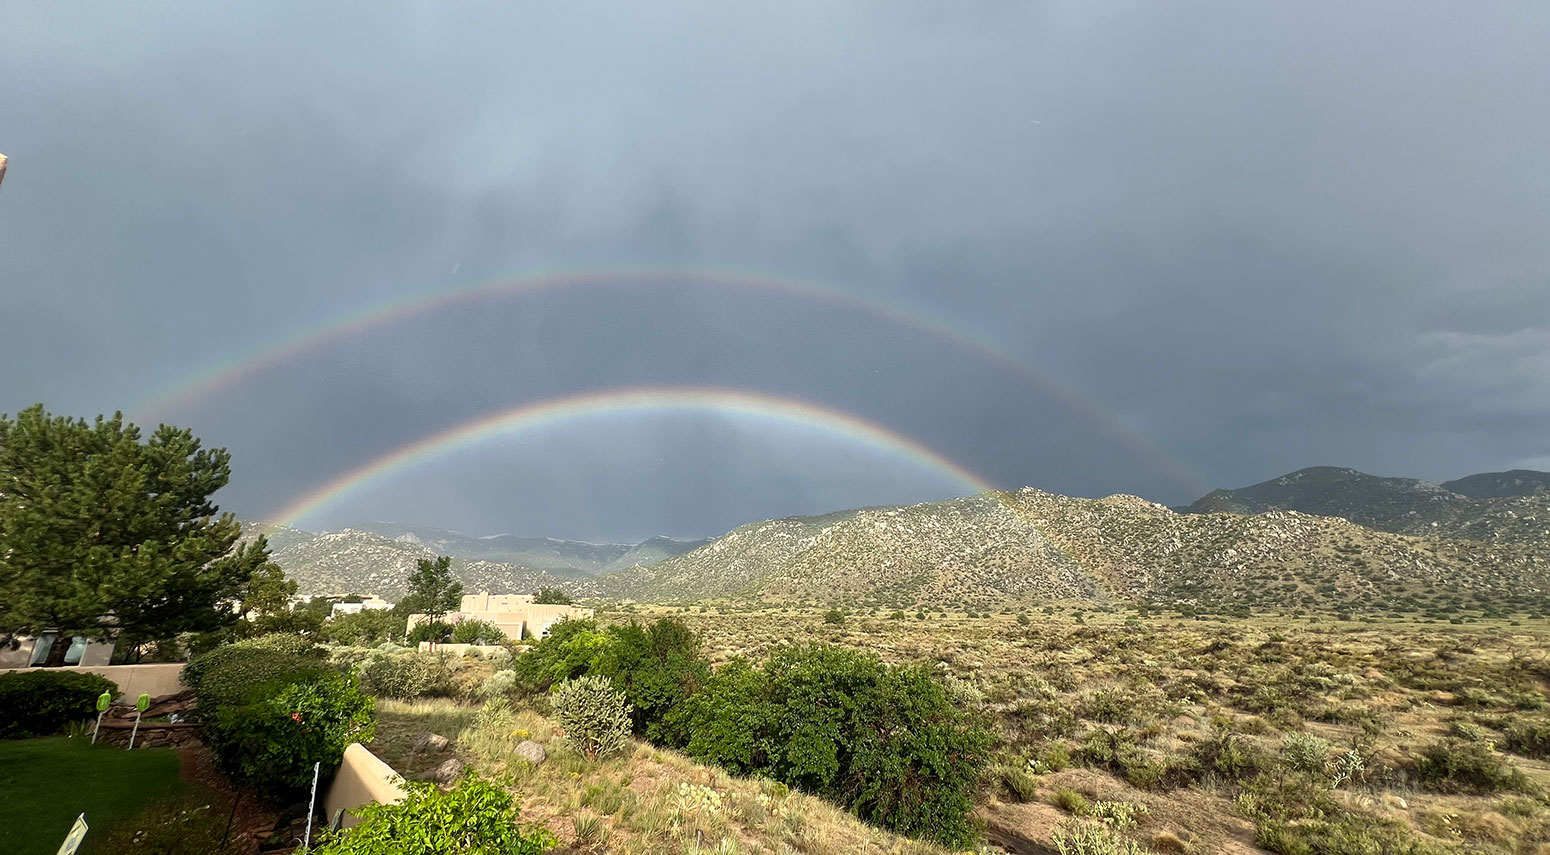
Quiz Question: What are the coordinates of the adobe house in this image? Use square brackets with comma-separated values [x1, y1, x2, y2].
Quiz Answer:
[406, 592, 592, 640]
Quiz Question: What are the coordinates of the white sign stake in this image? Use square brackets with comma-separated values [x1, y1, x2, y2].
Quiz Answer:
[90, 692, 111, 745]
[303, 761, 321, 850]
[127, 693, 150, 750]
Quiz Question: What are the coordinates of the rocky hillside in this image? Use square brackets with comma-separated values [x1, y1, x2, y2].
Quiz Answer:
[599, 535, 714, 574]
[592, 489, 1550, 613]
[246, 525, 601, 600]
[1182, 466, 1550, 543]
[1441, 469, 1550, 499]
[339, 521, 705, 578]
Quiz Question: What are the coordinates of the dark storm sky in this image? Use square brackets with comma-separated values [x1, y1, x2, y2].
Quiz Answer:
[2, 3, 1547, 541]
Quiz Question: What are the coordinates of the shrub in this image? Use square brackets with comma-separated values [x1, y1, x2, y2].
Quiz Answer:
[1051, 787, 1092, 814]
[1413, 739, 1535, 794]
[0, 669, 118, 738]
[1017, 612, 1031, 626]
[180, 633, 325, 691]
[1256, 812, 1436, 855]
[1280, 732, 1332, 779]
[450, 619, 507, 646]
[321, 609, 404, 647]
[312, 777, 557, 855]
[355, 653, 433, 699]
[1189, 725, 1268, 784]
[593, 618, 712, 744]
[550, 675, 632, 761]
[205, 672, 375, 793]
[1052, 820, 1149, 855]
[511, 618, 608, 691]
[532, 587, 573, 605]
[187, 650, 335, 710]
[479, 669, 519, 700]
[823, 609, 845, 625]
[1502, 714, 1550, 760]
[407, 621, 452, 645]
[999, 763, 1040, 802]
[665, 643, 993, 848]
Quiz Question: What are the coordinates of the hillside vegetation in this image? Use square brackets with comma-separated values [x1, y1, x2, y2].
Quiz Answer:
[602, 489, 1550, 615]
[1183, 467, 1550, 544]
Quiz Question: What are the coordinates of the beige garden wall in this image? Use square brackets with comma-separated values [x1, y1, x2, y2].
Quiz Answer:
[325, 743, 407, 828]
[0, 663, 186, 699]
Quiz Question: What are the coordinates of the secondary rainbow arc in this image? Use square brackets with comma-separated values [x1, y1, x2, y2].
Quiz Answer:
[134, 264, 1211, 496]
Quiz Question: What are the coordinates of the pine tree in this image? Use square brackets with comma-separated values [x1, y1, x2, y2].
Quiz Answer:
[0, 405, 268, 664]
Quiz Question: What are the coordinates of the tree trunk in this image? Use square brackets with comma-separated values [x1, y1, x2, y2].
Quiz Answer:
[42, 633, 73, 667]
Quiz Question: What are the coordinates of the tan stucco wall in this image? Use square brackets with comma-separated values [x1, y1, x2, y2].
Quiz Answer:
[413, 642, 508, 657]
[325, 743, 407, 828]
[0, 663, 185, 699]
[407, 594, 591, 640]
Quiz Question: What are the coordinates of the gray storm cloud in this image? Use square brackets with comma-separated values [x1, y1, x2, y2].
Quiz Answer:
[2, 1, 1547, 539]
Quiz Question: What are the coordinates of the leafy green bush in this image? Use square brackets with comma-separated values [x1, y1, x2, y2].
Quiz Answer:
[823, 608, 845, 625]
[0, 669, 118, 738]
[355, 652, 433, 699]
[479, 669, 519, 700]
[1413, 739, 1535, 794]
[407, 621, 452, 645]
[450, 619, 507, 645]
[186, 650, 334, 710]
[1256, 812, 1441, 855]
[1502, 714, 1550, 760]
[550, 675, 632, 761]
[1052, 820, 1149, 855]
[592, 618, 711, 744]
[665, 643, 992, 848]
[204, 672, 375, 793]
[511, 618, 608, 691]
[180, 633, 325, 692]
[1280, 732, 1332, 778]
[321, 610, 405, 647]
[999, 763, 1041, 802]
[312, 777, 557, 855]
[187, 639, 374, 794]
[532, 587, 573, 605]
[1051, 787, 1092, 814]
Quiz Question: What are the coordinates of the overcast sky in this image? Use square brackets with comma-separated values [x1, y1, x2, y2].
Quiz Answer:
[3, 2, 1547, 541]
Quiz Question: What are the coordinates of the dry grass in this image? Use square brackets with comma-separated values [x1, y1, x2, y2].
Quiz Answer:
[358, 607, 1550, 854]
[369, 697, 951, 855]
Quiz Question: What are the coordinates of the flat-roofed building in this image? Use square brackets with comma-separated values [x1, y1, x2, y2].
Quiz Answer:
[406, 592, 590, 640]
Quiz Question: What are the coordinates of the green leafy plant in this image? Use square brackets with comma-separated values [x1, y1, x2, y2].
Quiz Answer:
[550, 675, 632, 761]
[1413, 739, 1535, 794]
[664, 643, 993, 848]
[407, 621, 453, 645]
[532, 587, 574, 605]
[451, 619, 508, 645]
[1502, 714, 1550, 760]
[1052, 820, 1149, 855]
[0, 669, 118, 738]
[312, 777, 557, 855]
[355, 652, 434, 699]
[209, 673, 375, 791]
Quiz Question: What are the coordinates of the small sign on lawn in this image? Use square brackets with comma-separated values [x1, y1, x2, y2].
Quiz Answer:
[135, 693, 150, 712]
[56, 813, 88, 855]
[95, 692, 110, 712]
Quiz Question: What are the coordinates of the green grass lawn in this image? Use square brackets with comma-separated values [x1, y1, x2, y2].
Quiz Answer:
[0, 737, 188, 855]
